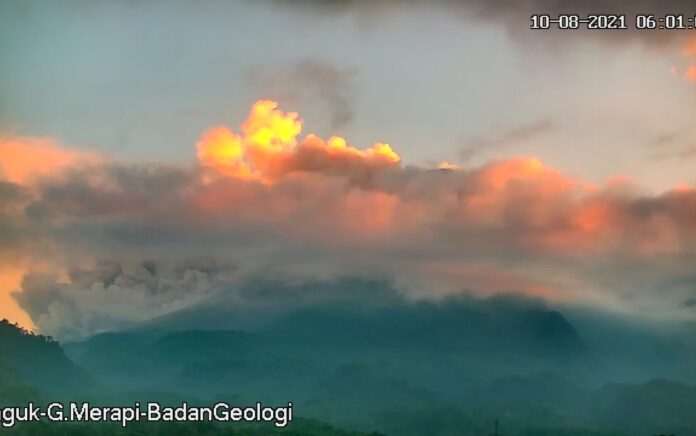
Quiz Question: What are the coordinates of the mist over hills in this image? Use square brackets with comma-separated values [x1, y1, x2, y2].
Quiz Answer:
[65, 279, 589, 395]
[130, 277, 587, 359]
[5, 279, 696, 434]
[51, 278, 696, 435]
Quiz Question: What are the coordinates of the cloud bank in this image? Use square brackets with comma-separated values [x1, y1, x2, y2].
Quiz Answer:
[3, 101, 696, 339]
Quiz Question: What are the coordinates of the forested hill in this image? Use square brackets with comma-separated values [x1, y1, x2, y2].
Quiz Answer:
[0, 319, 94, 396]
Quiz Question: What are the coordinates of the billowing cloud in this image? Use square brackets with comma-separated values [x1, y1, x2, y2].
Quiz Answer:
[4, 101, 696, 339]
[0, 136, 103, 329]
[196, 100, 399, 183]
[15, 260, 239, 340]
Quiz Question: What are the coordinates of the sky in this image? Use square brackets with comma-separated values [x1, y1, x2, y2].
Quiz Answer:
[2, 0, 696, 338]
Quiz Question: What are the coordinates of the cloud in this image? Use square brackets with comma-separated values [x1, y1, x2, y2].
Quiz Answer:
[0, 136, 100, 185]
[15, 260, 239, 340]
[647, 129, 696, 162]
[0, 267, 34, 330]
[650, 144, 696, 161]
[672, 36, 696, 82]
[460, 120, 554, 161]
[651, 132, 678, 148]
[686, 66, 696, 82]
[685, 36, 696, 56]
[269, 0, 696, 45]
[646, 128, 696, 161]
[5, 100, 696, 339]
[196, 100, 399, 184]
[247, 58, 357, 131]
[0, 181, 32, 261]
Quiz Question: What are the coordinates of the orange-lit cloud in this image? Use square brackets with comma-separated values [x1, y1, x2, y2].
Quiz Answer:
[677, 37, 696, 82]
[456, 157, 578, 228]
[669, 37, 696, 82]
[0, 267, 34, 328]
[684, 36, 696, 56]
[0, 136, 99, 185]
[0, 136, 102, 330]
[197, 100, 399, 183]
[685, 65, 696, 82]
[436, 162, 458, 170]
